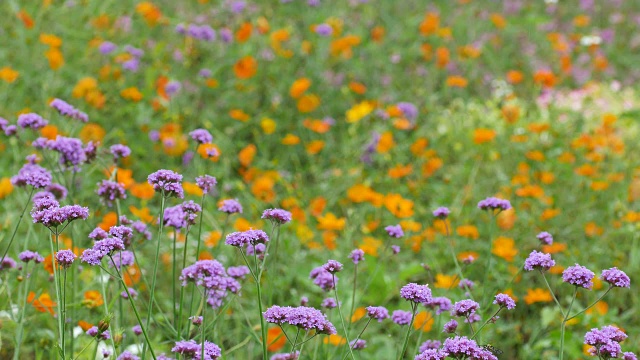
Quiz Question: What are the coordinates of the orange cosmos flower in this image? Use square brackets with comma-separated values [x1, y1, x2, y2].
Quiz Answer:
[233, 56, 257, 79]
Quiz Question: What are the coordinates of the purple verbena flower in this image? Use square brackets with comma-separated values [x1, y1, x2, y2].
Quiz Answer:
[195, 175, 217, 194]
[110, 144, 131, 160]
[189, 129, 213, 144]
[601, 267, 630, 288]
[218, 199, 242, 214]
[19, 250, 44, 263]
[17, 113, 48, 130]
[385, 224, 404, 238]
[477, 197, 512, 211]
[563, 264, 595, 289]
[148, 169, 184, 198]
[536, 231, 553, 245]
[225, 229, 269, 247]
[524, 250, 555, 271]
[96, 180, 126, 207]
[322, 259, 343, 274]
[493, 293, 516, 310]
[400, 283, 432, 303]
[349, 249, 365, 264]
[432, 207, 450, 219]
[443, 319, 458, 333]
[262, 208, 292, 224]
[451, 299, 480, 317]
[392, 310, 413, 325]
[11, 163, 52, 188]
[55, 249, 76, 268]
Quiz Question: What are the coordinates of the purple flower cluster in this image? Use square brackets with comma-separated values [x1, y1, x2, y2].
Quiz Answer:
[441, 336, 498, 360]
[584, 326, 630, 359]
[227, 266, 250, 280]
[31, 194, 89, 228]
[419, 340, 442, 352]
[458, 279, 474, 290]
[80, 236, 125, 266]
[400, 283, 432, 304]
[225, 229, 269, 247]
[11, 163, 52, 188]
[425, 296, 453, 315]
[562, 264, 595, 289]
[270, 352, 300, 360]
[366, 306, 390, 322]
[86, 326, 111, 341]
[176, 24, 216, 41]
[321, 297, 338, 309]
[1, 257, 17, 271]
[110, 144, 131, 160]
[49, 136, 88, 170]
[180, 260, 240, 308]
[196, 175, 217, 194]
[310, 266, 338, 291]
[147, 169, 184, 198]
[524, 250, 555, 271]
[108, 251, 135, 269]
[536, 231, 553, 245]
[451, 299, 480, 317]
[189, 129, 213, 144]
[432, 207, 450, 219]
[443, 319, 458, 333]
[46, 183, 68, 199]
[349, 249, 365, 264]
[218, 199, 242, 214]
[397, 102, 418, 120]
[96, 180, 126, 207]
[55, 249, 76, 268]
[18, 250, 44, 263]
[163, 201, 202, 229]
[385, 224, 404, 238]
[116, 351, 139, 360]
[261, 208, 292, 224]
[322, 259, 343, 274]
[601, 267, 631, 288]
[315, 23, 333, 36]
[49, 99, 88, 122]
[392, 310, 412, 325]
[350, 339, 367, 350]
[263, 305, 336, 334]
[17, 113, 48, 130]
[99, 41, 117, 54]
[493, 293, 516, 310]
[172, 339, 222, 359]
[414, 349, 447, 360]
[477, 197, 512, 211]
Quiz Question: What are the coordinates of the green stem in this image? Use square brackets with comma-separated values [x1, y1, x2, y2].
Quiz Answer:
[333, 274, 355, 360]
[559, 287, 578, 360]
[73, 338, 96, 360]
[178, 227, 192, 340]
[98, 268, 118, 356]
[540, 271, 566, 318]
[0, 188, 35, 264]
[172, 231, 177, 329]
[143, 194, 166, 360]
[470, 307, 503, 340]
[256, 259, 268, 360]
[110, 256, 157, 360]
[342, 318, 371, 360]
[566, 286, 612, 322]
[348, 263, 358, 332]
[398, 304, 418, 360]
[201, 290, 207, 360]
[13, 264, 34, 360]
[49, 232, 65, 359]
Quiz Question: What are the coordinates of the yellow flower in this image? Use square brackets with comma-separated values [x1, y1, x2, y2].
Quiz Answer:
[491, 236, 518, 262]
[0, 178, 14, 199]
[281, 134, 300, 145]
[120, 87, 143, 102]
[434, 274, 459, 289]
[346, 101, 373, 123]
[260, 118, 276, 134]
[316, 212, 346, 231]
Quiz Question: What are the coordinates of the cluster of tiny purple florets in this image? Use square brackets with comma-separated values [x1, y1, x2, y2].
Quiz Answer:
[96, 180, 126, 207]
[30, 193, 89, 228]
[523, 250, 555, 271]
[400, 283, 433, 304]
[584, 325, 635, 359]
[225, 229, 269, 247]
[477, 197, 512, 211]
[263, 305, 337, 335]
[261, 208, 292, 224]
[562, 263, 595, 289]
[49, 99, 88, 122]
[147, 169, 184, 198]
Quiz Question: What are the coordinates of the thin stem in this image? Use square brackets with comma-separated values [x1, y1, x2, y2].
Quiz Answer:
[13, 264, 34, 360]
[143, 195, 166, 360]
[73, 338, 96, 360]
[98, 268, 118, 356]
[256, 264, 268, 360]
[540, 271, 566, 318]
[201, 290, 207, 360]
[333, 274, 355, 360]
[559, 287, 578, 360]
[342, 318, 372, 360]
[49, 232, 65, 359]
[178, 227, 192, 340]
[62, 269, 67, 356]
[110, 256, 157, 360]
[566, 286, 612, 322]
[0, 188, 35, 264]
[471, 307, 503, 340]
[172, 231, 177, 329]
[398, 304, 418, 360]
[348, 263, 358, 332]
[278, 325, 294, 346]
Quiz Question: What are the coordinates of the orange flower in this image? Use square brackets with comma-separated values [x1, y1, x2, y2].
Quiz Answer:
[289, 78, 311, 98]
[422, 157, 443, 177]
[236, 22, 253, 42]
[0, 66, 19, 83]
[17, 10, 35, 29]
[573, 15, 590, 27]
[434, 274, 459, 289]
[492, 236, 517, 262]
[316, 212, 346, 231]
[83, 290, 104, 308]
[123, 264, 141, 286]
[435, 47, 450, 68]
[446, 76, 468, 88]
[28, 292, 56, 315]
[371, 26, 385, 42]
[121, 87, 143, 101]
[349, 81, 367, 94]
[473, 129, 496, 144]
[413, 311, 434, 332]
[419, 13, 440, 36]
[324, 334, 347, 346]
[506, 70, 524, 84]
[130, 206, 154, 223]
[456, 225, 479, 239]
[542, 242, 567, 254]
[501, 104, 520, 124]
[490, 13, 506, 29]
[524, 288, 552, 305]
[39, 33, 62, 47]
[78, 320, 94, 331]
[45, 48, 64, 70]
[497, 208, 516, 230]
[388, 164, 413, 179]
[238, 144, 257, 167]
[533, 70, 557, 88]
[183, 182, 204, 197]
[136, 2, 163, 26]
[306, 140, 325, 155]
[281, 134, 300, 145]
[309, 197, 326, 217]
[0, 178, 14, 199]
[584, 222, 603, 237]
[233, 56, 257, 79]
[251, 176, 276, 202]
[130, 182, 155, 200]
[359, 237, 382, 256]
[267, 327, 286, 352]
[351, 307, 367, 322]
[39, 125, 59, 140]
[99, 212, 118, 230]
[376, 131, 395, 153]
[79, 123, 106, 143]
[197, 143, 221, 162]
[297, 94, 321, 113]
[383, 193, 414, 218]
